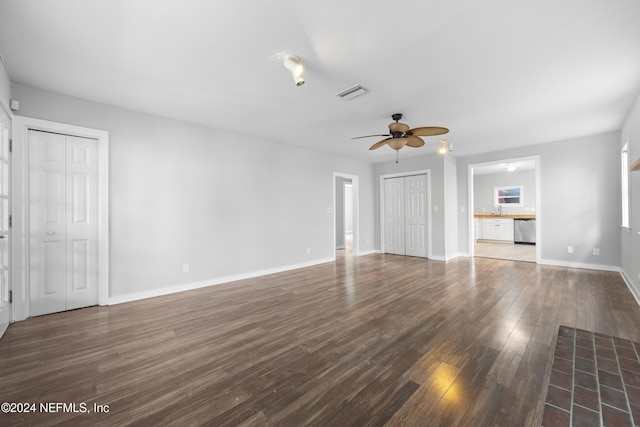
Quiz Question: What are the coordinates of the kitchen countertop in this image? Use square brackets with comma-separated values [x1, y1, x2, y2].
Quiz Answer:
[474, 214, 536, 219]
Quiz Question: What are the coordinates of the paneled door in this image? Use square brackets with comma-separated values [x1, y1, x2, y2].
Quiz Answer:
[384, 177, 405, 255]
[384, 174, 428, 258]
[0, 110, 11, 334]
[405, 174, 427, 257]
[29, 130, 99, 316]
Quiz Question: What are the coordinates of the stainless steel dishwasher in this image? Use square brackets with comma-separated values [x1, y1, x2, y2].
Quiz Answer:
[514, 218, 536, 244]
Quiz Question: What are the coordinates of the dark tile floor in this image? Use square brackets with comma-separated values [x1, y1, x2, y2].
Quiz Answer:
[543, 325, 640, 426]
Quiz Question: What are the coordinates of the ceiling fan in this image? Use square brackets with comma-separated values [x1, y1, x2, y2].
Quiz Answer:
[353, 113, 449, 162]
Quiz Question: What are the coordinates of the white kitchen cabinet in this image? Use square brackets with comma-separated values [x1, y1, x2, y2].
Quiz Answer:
[478, 218, 514, 242]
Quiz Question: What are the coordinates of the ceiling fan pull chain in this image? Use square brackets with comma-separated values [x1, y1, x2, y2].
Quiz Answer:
[396, 151, 399, 163]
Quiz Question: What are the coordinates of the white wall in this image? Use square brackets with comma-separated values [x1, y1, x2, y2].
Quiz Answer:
[345, 184, 353, 233]
[474, 169, 536, 216]
[621, 91, 640, 299]
[443, 153, 458, 258]
[457, 132, 622, 270]
[11, 83, 376, 302]
[0, 56, 9, 112]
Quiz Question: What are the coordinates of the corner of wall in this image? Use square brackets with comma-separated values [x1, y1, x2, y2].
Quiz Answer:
[0, 55, 11, 113]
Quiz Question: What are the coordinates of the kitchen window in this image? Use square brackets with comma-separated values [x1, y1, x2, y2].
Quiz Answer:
[494, 185, 523, 207]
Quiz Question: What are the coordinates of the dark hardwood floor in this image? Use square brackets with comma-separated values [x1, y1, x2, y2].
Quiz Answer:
[1, 254, 640, 426]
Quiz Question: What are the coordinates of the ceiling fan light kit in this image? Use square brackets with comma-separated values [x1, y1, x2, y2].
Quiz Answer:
[353, 113, 449, 162]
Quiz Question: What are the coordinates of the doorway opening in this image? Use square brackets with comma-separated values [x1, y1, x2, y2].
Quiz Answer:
[468, 156, 540, 263]
[334, 173, 358, 258]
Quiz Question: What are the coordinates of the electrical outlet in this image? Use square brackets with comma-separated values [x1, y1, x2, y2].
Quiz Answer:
[593, 248, 600, 256]
[567, 246, 574, 254]
[182, 263, 189, 273]
[307, 247, 311, 255]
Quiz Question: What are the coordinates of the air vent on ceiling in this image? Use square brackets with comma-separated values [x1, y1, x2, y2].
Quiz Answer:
[335, 84, 367, 100]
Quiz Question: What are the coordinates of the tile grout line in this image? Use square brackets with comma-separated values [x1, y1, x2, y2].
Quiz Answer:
[632, 341, 640, 426]
[616, 339, 637, 426]
[570, 328, 576, 426]
[593, 331, 604, 427]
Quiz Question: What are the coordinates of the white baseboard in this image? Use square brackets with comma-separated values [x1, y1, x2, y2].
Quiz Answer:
[426, 253, 469, 262]
[0, 323, 7, 340]
[108, 257, 334, 305]
[537, 258, 620, 272]
[620, 270, 640, 307]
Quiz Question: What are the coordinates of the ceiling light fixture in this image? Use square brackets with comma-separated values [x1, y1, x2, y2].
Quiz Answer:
[279, 53, 305, 86]
[439, 139, 450, 154]
[352, 114, 449, 163]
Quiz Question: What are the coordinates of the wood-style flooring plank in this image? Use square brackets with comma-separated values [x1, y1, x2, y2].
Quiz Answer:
[1, 255, 640, 426]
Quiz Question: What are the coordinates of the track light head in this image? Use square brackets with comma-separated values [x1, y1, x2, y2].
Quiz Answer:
[281, 54, 305, 86]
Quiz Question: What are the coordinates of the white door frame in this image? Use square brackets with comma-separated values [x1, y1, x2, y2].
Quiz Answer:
[379, 170, 432, 258]
[0, 101, 12, 336]
[333, 173, 359, 257]
[467, 155, 541, 262]
[12, 116, 109, 321]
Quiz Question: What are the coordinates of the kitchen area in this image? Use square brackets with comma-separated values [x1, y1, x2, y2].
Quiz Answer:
[472, 160, 537, 263]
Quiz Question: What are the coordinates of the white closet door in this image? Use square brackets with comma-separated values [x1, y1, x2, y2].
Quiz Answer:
[0, 115, 11, 332]
[65, 135, 99, 310]
[384, 177, 405, 255]
[29, 130, 99, 316]
[384, 174, 428, 258]
[405, 174, 427, 257]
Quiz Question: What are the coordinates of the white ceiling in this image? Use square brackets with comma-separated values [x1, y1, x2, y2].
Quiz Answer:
[473, 159, 536, 175]
[1, 0, 639, 164]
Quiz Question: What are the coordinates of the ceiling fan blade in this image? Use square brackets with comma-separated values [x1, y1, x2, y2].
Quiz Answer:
[352, 134, 391, 140]
[405, 135, 425, 148]
[408, 126, 449, 136]
[369, 138, 392, 150]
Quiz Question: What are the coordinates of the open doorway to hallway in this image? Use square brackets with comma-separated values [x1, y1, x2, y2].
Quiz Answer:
[335, 177, 353, 256]
[334, 173, 358, 258]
